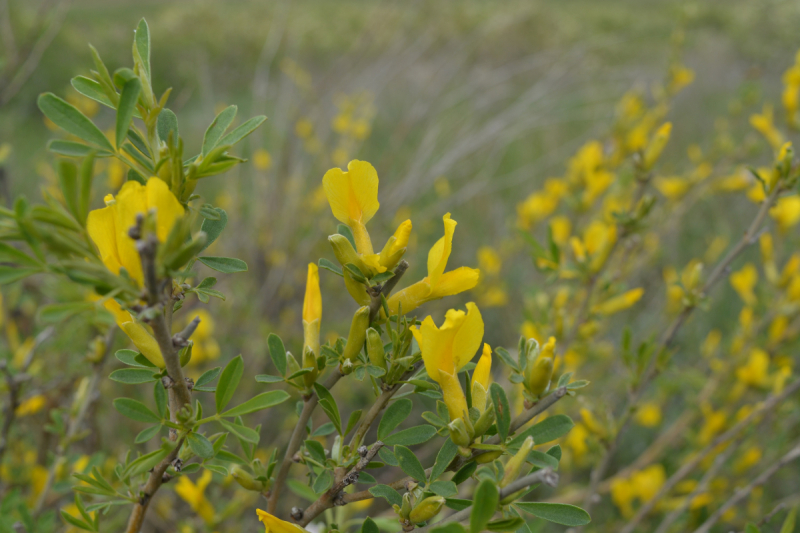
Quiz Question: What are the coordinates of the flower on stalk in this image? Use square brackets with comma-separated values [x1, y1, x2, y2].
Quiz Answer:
[87, 178, 185, 367]
[470, 344, 492, 413]
[256, 509, 307, 533]
[388, 213, 479, 315]
[412, 303, 485, 444]
[174, 470, 215, 524]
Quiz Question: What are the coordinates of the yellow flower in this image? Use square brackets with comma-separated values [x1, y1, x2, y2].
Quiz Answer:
[253, 149, 272, 171]
[750, 104, 784, 150]
[16, 395, 46, 416]
[303, 263, 322, 359]
[736, 348, 770, 388]
[256, 509, 307, 533]
[174, 470, 215, 524]
[591, 288, 644, 316]
[412, 303, 484, 422]
[642, 122, 672, 170]
[729, 263, 758, 305]
[322, 160, 380, 255]
[387, 213, 479, 315]
[549, 216, 572, 245]
[185, 309, 220, 364]
[471, 344, 492, 413]
[734, 446, 762, 474]
[379, 219, 412, 270]
[654, 176, 690, 201]
[770, 195, 800, 232]
[477, 246, 502, 276]
[635, 402, 662, 428]
[86, 179, 184, 368]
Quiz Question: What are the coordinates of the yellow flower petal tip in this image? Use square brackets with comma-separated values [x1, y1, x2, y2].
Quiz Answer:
[256, 509, 307, 533]
[303, 263, 322, 323]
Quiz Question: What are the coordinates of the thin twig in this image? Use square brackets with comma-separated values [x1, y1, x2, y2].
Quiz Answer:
[582, 183, 784, 515]
[735, 502, 787, 533]
[298, 441, 384, 526]
[125, 438, 185, 533]
[267, 369, 343, 514]
[692, 441, 800, 533]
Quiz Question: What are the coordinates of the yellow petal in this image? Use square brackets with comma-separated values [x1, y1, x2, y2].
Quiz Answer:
[303, 263, 322, 323]
[429, 267, 480, 300]
[87, 205, 122, 274]
[102, 298, 132, 328]
[145, 177, 185, 242]
[120, 321, 165, 368]
[438, 369, 469, 422]
[427, 213, 457, 287]
[472, 343, 492, 390]
[387, 279, 431, 315]
[451, 302, 484, 371]
[471, 381, 487, 414]
[113, 180, 148, 284]
[256, 509, 308, 533]
[344, 270, 371, 305]
[322, 160, 380, 253]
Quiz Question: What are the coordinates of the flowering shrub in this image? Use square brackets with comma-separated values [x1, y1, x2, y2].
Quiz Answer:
[0, 18, 799, 533]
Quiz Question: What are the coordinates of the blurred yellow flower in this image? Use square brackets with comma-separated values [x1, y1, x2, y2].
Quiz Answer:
[185, 309, 220, 365]
[253, 149, 272, 171]
[591, 288, 643, 316]
[477, 246, 502, 276]
[769, 195, 800, 232]
[256, 509, 307, 533]
[750, 104, 784, 150]
[174, 470, 215, 524]
[635, 402, 662, 427]
[736, 348, 770, 388]
[15, 395, 46, 416]
[729, 263, 758, 305]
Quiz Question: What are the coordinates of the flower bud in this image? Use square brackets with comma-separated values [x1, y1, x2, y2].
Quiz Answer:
[472, 404, 496, 438]
[448, 417, 473, 447]
[329, 234, 366, 271]
[642, 122, 672, 170]
[231, 465, 266, 491]
[302, 346, 319, 389]
[500, 436, 534, 488]
[499, 487, 528, 505]
[475, 450, 503, 464]
[341, 306, 370, 368]
[409, 496, 445, 523]
[366, 327, 386, 369]
[397, 491, 413, 519]
[526, 356, 554, 398]
[285, 351, 304, 386]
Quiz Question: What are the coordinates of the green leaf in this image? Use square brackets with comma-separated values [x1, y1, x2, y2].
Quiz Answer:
[528, 449, 559, 470]
[509, 414, 574, 447]
[215, 354, 244, 413]
[58, 160, 79, 218]
[378, 398, 413, 440]
[195, 367, 221, 389]
[221, 390, 290, 418]
[312, 422, 336, 437]
[361, 517, 380, 533]
[338, 224, 357, 250]
[37, 302, 93, 324]
[267, 333, 287, 376]
[134, 19, 151, 78]
[0, 242, 41, 268]
[314, 382, 342, 435]
[346, 410, 363, 436]
[312, 469, 334, 493]
[470, 479, 499, 533]
[71, 76, 116, 110]
[154, 380, 167, 418]
[109, 368, 158, 384]
[394, 445, 427, 483]
[202, 105, 237, 156]
[431, 524, 467, 533]
[78, 153, 95, 222]
[205, 464, 229, 476]
[134, 425, 161, 443]
[255, 374, 283, 383]
[60, 509, 92, 531]
[47, 139, 112, 158]
[199, 208, 227, 252]
[490, 383, 511, 441]
[515, 503, 591, 526]
[486, 518, 525, 532]
[157, 108, 179, 143]
[745, 524, 762, 533]
[319, 258, 344, 277]
[198, 256, 247, 273]
[452, 461, 477, 485]
[115, 349, 147, 367]
[369, 484, 402, 507]
[113, 398, 161, 424]
[0, 266, 40, 284]
[219, 115, 267, 146]
[781, 507, 797, 533]
[187, 433, 215, 459]
[287, 479, 319, 502]
[430, 480, 458, 497]
[115, 78, 141, 149]
[431, 438, 458, 482]
[383, 425, 437, 446]
[218, 418, 259, 444]
[38, 93, 113, 151]
[378, 447, 398, 466]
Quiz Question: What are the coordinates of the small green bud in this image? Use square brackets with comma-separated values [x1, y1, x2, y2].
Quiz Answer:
[286, 351, 305, 387]
[500, 436, 534, 488]
[398, 491, 413, 519]
[499, 487, 528, 505]
[366, 328, 386, 370]
[341, 306, 370, 367]
[302, 346, 319, 389]
[409, 496, 445, 523]
[328, 234, 370, 274]
[472, 404, 496, 438]
[231, 465, 266, 491]
[525, 357, 553, 398]
[448, 417, 472, 447]
[475, 450, 503, 464]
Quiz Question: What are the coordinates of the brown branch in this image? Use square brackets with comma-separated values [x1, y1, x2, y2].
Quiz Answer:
[297, 441, 384, 526]
[581, 183, 783, 515]
[125, 438, 184, 533]
[692, 441, 800, 533]
[266, 369, 343, 514]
